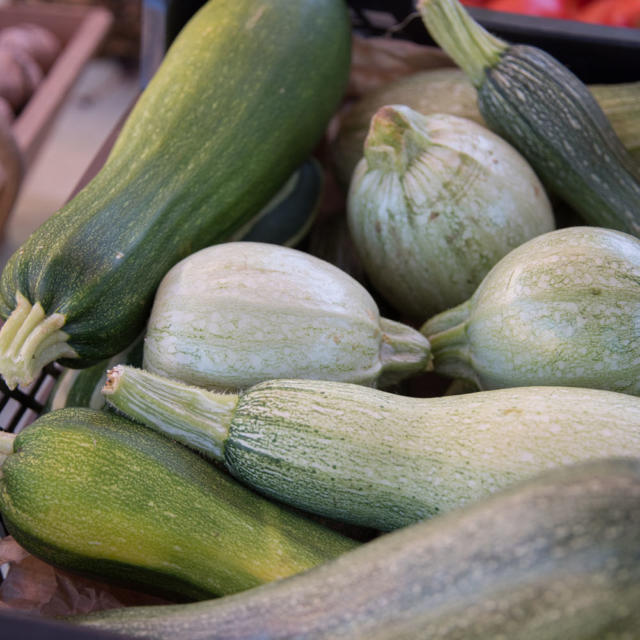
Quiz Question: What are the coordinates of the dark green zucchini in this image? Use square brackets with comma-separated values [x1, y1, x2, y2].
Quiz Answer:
[0, 409, 357, 601]
[231, 157, 323, 248]
[418, 0, 640, 238]
[0, 0, 351, 389]
[72, 458, 640, 639]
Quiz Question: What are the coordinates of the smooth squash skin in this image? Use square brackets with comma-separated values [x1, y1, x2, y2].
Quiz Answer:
[72, 459, 640, 639]
[142, 242, 431, 391]
[417, 0, 640, 238]
[0, 0, 351, 389]
[421, 226, 640, 396]
[104, 366, 640, 531]
[0, 409, 357, 601]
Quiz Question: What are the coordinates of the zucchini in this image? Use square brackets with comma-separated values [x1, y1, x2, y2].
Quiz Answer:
[230, 157, 323, 248]
[417, 0, 640, 237]
[421, 226, 640, 396]
[0, 0, 351, 389]
[104, 365, 640, 531]
[142, 242, 431, 391]
[72, 458, 640, 639]
[346, 106, 554, 319]
[0, 408, 357, 601]
[331, 69, 640, 189]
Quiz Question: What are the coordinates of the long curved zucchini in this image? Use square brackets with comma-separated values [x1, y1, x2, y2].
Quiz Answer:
[0, 408, 357, 601]
[417, 0, 640, 237]
[104, 366, 640, 531]
[0, 0, 351, 389]
[72, 458, 640, 639]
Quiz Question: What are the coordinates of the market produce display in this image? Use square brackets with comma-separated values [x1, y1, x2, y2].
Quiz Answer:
[0, 0, 351, 389]
[0, 0, 639, 634]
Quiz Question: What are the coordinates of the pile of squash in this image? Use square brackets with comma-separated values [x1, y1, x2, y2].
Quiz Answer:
[0, 0, 639, 637]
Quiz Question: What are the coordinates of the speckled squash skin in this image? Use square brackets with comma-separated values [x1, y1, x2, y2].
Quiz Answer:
[103, 366, 640, 532]
[0, 409, 357, 601]
[73, 458, 640, 639]
[347, 107, 554, 320]
[422, 227, 640, 395]
[224, 380, 640, 530]
[142, 242, 431, 391]
[0, 0, 351, 384]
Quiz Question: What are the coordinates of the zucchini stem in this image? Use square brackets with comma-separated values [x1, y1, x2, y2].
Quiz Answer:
[103, 365, 237, 461]
[417, 0, 507, 87]
[420, 301, 478, 384]
[0, 292, 77, 389]
[378, 317, 432, 387]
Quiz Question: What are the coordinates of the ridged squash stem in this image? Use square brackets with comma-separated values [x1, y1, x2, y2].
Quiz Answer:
[104, 365, 235, 461]
[417, 0, 507, 88]
[377, 318, 434, 385]
[0, 293, 78, 389]
[420, 301, 477, 384]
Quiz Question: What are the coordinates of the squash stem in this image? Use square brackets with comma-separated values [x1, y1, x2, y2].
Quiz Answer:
[0, 292, 78, 389]
[103, 365, 236, 461]
[417, 0, 507, 88]
[420, 301, 478, 384]
[378, 317, 432, 387]
[365, 106, 433, 175]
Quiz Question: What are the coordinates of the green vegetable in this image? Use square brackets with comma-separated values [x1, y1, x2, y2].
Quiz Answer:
[230, 157, 324, 248]
[422, 226, 640, 396]
[347, 106, 554, 319]
[104, 365, 640, 531]
[417, 0, 640, 237]
[142, 242, 431, 391]
[72, 458, 640, 639]
[0, 408, 357, 601]
[0, 0, 351, 389]
[331, 69, 640, 188]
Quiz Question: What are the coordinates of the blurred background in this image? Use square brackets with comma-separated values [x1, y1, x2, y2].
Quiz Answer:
[0, 0, 141, 267]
